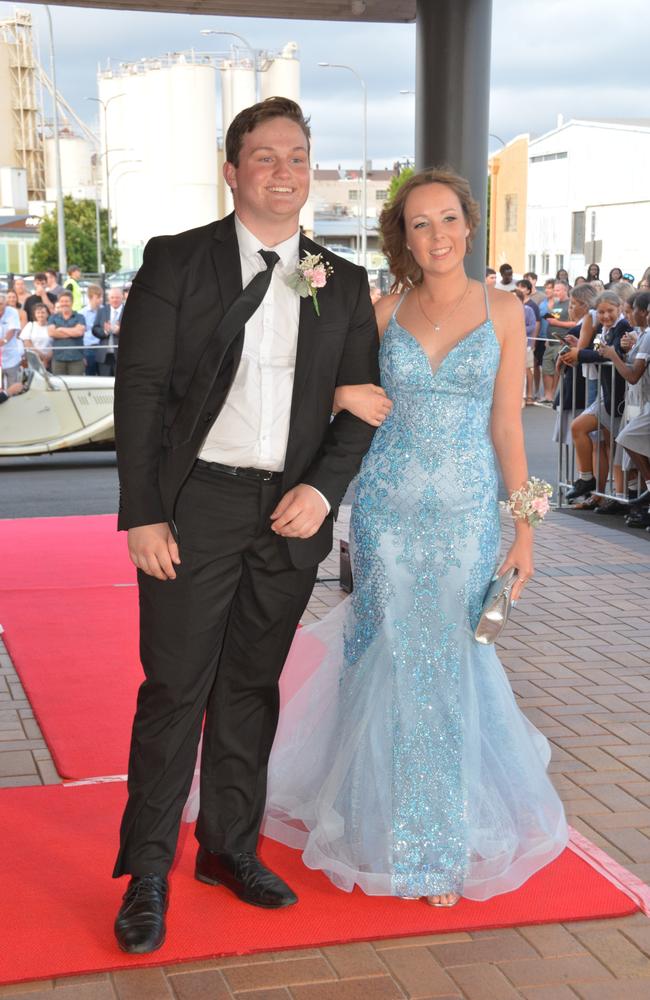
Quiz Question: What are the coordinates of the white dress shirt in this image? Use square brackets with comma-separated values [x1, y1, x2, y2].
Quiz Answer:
[0, 306, 24, 368]
[200, 216, 329, 511]
[108, 305, 122, 350]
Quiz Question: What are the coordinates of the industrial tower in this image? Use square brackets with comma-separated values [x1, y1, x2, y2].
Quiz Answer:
[0, 8, 46, 201]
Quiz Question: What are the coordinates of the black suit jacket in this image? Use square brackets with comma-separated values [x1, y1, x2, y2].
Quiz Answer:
[92, 303, 123, 364]
[114, 213, 380, 568]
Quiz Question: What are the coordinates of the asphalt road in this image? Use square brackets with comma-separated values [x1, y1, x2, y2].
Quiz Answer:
[1, 405, 562, 520]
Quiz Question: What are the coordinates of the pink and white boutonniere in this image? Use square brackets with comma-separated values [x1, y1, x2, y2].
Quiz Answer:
[288, 251, 334, 317]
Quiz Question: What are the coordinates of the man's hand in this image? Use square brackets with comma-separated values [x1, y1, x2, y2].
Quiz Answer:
[127, 522, 180, 580]
[270, 484, 329, 539]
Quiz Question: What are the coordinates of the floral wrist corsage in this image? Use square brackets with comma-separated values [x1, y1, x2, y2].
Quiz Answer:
[287, 251, 333, 316]
[502, 477, 552, 527]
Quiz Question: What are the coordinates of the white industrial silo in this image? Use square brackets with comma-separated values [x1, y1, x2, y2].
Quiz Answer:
[44, 133, 96, 200]
[259, 42, 300, 103]
[97, 54, 218, 267]
[169, 59, 219, 236]
[220, 58, 256, 138]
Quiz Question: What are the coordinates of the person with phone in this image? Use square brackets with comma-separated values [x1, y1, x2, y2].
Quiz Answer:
[540, 280, 573, 405]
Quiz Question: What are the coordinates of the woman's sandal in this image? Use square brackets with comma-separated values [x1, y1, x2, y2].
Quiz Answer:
[573, 494, 600, 510]
[427, 893, 461, 908]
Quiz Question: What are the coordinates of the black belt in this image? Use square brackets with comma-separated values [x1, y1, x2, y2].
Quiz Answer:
[195, 459, 282, 483]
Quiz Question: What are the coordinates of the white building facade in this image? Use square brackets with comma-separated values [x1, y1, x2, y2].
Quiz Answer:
[526, 118, 650, 283]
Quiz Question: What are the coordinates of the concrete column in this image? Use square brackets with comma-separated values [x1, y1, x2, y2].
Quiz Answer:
[415, 0, 493, 281]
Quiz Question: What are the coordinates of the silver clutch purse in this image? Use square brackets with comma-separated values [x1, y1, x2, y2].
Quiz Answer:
[474, 568, 518, 645]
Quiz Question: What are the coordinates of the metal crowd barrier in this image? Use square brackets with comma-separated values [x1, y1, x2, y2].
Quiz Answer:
[556, 359, 629, 508]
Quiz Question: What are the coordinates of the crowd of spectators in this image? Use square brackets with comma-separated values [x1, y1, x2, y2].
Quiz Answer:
[491, 261, 650, 529]
[3, 259, 649, 529]
[0, 271, 128, 389]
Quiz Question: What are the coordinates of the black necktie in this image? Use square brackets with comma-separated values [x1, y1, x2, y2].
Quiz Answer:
[235, 249, 280, 324]
[168, 249, 280, 447]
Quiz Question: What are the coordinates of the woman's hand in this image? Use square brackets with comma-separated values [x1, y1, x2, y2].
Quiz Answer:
[496, 529, 534, 603]
[333, 383, 393, 427]
[621, 332, 637, 352]
[559, 347, 579, 367]
[597, 342, 617, 361]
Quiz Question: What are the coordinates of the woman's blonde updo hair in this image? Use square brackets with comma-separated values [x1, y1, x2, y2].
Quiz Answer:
[379, 166, 481, 291]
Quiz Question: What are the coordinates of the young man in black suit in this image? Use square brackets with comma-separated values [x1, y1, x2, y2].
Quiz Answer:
[112, 97, 379, 953]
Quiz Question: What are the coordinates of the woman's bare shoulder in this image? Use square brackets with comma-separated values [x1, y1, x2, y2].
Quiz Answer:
[487, 285, 523, 341]
[374, 292, 402, 337]
[488, 285, 520, 319]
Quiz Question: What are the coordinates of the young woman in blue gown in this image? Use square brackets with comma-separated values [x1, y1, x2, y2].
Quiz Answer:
[261, 168, 568, 906]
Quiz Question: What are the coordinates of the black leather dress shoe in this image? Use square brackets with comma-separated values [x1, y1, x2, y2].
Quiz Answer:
[195, 846, 298, 909]
[566, 476, 596, 502]
[114, 874, 168, 954]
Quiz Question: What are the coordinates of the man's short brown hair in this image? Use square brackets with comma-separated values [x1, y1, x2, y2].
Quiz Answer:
[225, 97, 311, 167]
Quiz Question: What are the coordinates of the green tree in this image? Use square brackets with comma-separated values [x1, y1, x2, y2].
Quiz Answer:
[30, 196, 121, 273]
[387, 166, 414, 203]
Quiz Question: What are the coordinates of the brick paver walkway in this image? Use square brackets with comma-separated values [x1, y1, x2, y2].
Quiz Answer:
[1, 511, 650, 999]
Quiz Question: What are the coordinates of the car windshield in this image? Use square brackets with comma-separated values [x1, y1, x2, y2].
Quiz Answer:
[25, 350, 47, 376]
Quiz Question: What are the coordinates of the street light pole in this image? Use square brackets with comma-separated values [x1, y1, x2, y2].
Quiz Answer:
[199, 27, 256, 61]
[94, 185, 102, 274]
[319, 63, 367, 267]
[86, 94, 125, 250]
[200, 28, 257, 98]
[44, 6, 66, 277]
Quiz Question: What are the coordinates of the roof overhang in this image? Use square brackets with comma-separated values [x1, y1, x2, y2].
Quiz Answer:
[41, 1, 416, 23]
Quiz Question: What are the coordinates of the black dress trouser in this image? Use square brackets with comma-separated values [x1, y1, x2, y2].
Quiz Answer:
[113, 462, 318, 877]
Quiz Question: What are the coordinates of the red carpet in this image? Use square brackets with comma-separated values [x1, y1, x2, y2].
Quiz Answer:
[0, 514, 137, 778]
[0, 512, 325, 779]
[0, 586, 140, 778]
[0, 783, 638, 987]
[0, 514, 132, 590]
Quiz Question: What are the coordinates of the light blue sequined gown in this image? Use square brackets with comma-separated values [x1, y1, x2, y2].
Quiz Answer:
[263, 291, 568, 899]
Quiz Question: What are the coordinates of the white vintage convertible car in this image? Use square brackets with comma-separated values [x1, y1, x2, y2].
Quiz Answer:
[0, 352, 114, 455]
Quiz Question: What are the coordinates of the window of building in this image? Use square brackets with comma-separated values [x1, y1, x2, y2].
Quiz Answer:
[504, 194, 518, 232]
[528, 254, 536, 273]
[542, 253, 550, 274]
[348, 189, 359, 201]
[555, 254, 565, 274]
[529, 151, 568, 163]
[571, 211, 585, 254]
[376, 189, 388, 201]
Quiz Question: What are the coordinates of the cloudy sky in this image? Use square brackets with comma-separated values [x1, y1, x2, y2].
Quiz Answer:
[1, 0, 647, 168]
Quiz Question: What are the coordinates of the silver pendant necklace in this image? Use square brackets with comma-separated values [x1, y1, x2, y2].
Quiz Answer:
[416, 278, 471, 332]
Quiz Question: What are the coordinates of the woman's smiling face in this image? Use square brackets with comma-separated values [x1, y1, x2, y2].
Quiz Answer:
[596, 300, 620, 328]
[403, 183, 470, 277]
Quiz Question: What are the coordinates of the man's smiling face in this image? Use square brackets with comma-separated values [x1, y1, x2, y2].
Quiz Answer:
[224, 116, 310, 230]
